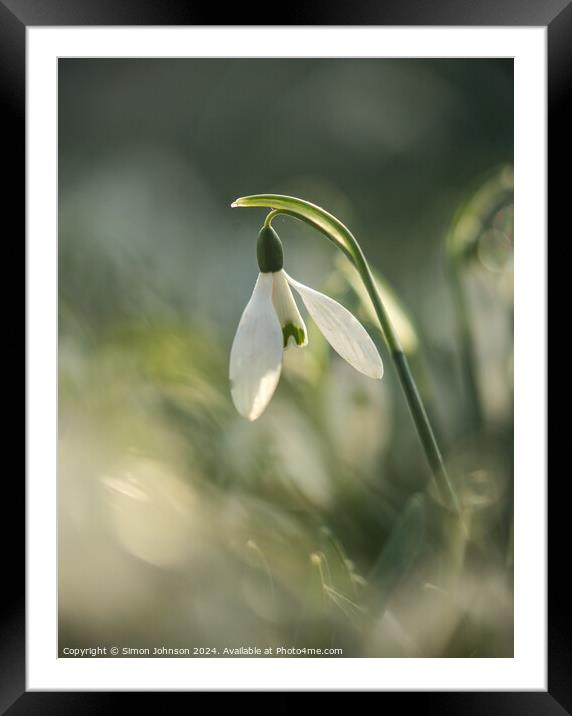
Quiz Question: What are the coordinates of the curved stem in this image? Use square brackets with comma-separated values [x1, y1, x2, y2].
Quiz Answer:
[232, 194, 461, 514]
[445, 166, 513, 434]
[263, 210, 281, 229]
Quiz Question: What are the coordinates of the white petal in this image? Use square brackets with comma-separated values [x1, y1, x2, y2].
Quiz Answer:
[285, 272, 383, 379]
[271, 270, 308, 349]
[229, 273, 284, 420]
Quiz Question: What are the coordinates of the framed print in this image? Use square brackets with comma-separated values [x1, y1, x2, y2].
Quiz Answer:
[7, 0, 565, 710]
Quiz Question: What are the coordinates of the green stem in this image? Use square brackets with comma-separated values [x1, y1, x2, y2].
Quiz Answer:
[446, 166, 513, 434]
[232, 194, 461, 514]
[448, 262, 484, 431]
[263, 210, 281, 229]
[351, 245, 460, 513]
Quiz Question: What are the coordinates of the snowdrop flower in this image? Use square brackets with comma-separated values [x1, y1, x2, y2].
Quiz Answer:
[230, 225, 383, 420]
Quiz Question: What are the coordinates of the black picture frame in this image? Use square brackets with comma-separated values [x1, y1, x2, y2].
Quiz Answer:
[7, 0, 564, 711]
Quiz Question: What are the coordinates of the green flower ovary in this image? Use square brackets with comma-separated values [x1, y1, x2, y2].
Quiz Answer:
[282, 322, 305, 348]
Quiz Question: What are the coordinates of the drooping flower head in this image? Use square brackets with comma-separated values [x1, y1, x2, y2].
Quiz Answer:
[230, 224, 383, 420]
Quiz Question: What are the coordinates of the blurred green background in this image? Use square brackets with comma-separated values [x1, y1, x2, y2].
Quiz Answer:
[58, 59, 514, 657]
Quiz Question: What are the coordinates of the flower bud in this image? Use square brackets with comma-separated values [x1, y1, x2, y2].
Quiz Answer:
[257, 225, 283, 273]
